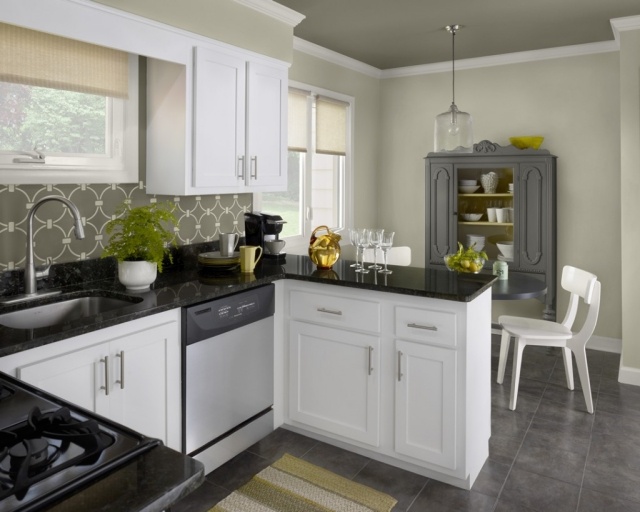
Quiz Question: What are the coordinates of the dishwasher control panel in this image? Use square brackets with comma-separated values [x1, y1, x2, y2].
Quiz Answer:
[184, 284, 275, 345]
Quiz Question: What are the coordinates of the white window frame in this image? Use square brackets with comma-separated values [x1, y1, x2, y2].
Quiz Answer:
[0, 54, 139, 184]
[254, 81, 354, 254]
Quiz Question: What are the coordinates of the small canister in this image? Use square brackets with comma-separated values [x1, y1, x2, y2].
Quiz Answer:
[493, 260, 508, 280]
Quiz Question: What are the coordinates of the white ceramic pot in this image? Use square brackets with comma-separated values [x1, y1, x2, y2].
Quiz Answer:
[480, 172, 498, 194]
[118, 261, 157, 291]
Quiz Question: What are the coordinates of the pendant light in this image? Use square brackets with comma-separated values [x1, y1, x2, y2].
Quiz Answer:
[434, 24, 474, 153]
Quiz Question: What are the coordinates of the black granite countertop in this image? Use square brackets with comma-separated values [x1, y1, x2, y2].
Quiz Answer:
[47, 444, 204, 512]
[0, 252, 495, 357]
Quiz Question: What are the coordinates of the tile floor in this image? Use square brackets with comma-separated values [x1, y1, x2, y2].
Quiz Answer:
[172, 336, 640, 512]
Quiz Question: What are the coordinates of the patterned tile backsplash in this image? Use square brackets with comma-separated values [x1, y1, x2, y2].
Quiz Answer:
[0, 182, 252, 272]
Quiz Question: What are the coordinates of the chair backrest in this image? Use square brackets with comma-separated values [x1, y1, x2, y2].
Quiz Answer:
[340, 245, 412, 266]
[559, 265, 599, 330]
[567, 279, 601, 349]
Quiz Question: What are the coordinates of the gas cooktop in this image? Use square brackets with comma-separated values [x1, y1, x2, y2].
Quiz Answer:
[0, 372, 160, 511]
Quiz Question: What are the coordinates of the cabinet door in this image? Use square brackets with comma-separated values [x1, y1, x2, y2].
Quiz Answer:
[108, 323, 173, 444]
[517, 162, 549, 272]
[289, 321, 380, 446]
[395, 339, 456, 469]
[193, 46, 246, 189]
[428, 163, 456, 265]
[17, 342, 110, 414]
[245, 61, 287, 190]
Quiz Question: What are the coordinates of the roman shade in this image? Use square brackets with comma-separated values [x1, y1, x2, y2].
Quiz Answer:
[316, 96, 348, 156]
[288, 88, 309, 152]
[0, 22, 129, 98]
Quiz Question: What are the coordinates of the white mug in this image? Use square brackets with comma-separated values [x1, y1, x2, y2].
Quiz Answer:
[487, 207, 497, 222]
[504, 208, 514, 223]
[219, 232, 239, 257]
[496, 209, 506, 223]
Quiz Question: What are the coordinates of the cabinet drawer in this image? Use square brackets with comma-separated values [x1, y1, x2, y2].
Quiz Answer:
[395, 306, 456, 347]
[290, 290, 380, 333]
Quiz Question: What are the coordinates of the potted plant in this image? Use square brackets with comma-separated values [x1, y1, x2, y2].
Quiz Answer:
[102, 201, 178, 291]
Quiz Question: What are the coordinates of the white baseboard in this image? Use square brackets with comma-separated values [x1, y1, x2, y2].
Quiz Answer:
[587, 335, 622, 354]
[618, 365, 640, 386]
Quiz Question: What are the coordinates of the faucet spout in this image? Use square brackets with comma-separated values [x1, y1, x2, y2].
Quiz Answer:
[24, 196, 85, 296]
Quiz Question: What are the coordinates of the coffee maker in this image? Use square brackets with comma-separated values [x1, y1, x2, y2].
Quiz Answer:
[244, 212, 287, 259]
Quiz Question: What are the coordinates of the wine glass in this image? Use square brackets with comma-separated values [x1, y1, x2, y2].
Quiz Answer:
[379, 231, 395, 274]
[348, 228, 361, 268]
[368, 229, 384, 269]
[355, 228, 370, 273]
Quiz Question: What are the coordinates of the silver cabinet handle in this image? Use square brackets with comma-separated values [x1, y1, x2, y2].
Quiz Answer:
[115, 351, 125, 390]
[317, 307, 342, 316]
[368, 346, 374, 375]
[407, 322, 438, 331]
[237, 155, 245, 179]
[250, 156, 258, 179]
[397, 351, 403, 382]
[100, 356, 110, 396]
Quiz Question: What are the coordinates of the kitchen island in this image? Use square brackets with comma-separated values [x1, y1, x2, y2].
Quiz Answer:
[0, 253, 495, 357]
[0, 251, 495, 502]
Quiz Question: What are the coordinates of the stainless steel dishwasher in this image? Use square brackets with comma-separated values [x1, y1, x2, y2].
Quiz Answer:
[183, 284, 275, 473]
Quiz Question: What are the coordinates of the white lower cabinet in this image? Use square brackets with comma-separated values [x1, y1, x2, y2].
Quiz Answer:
[289, 320, 380, 447]
[281, 281, 491, 489]
[395, 339, 456, 469]
[0, 309, 181, 450]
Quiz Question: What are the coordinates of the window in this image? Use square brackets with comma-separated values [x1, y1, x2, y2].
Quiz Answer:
[255, 83, 353, 249]
[0, 23, 138, 184]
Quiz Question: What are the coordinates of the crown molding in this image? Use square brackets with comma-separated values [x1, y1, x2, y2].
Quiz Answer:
[381, 40, 619, 78]
[294, 34, 623, 80]
[233, 0, 305, 27]
[293, 37, 382, 79]
[611, 15, 640, 45]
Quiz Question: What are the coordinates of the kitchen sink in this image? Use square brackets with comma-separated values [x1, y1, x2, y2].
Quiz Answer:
[0, 294, 144, 329]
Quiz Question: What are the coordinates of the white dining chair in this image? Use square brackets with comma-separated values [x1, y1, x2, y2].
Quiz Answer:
[497, 265, 601, 413]
[340, 244, 412, 266]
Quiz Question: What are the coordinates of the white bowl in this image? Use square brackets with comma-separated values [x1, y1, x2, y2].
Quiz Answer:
[466, 234, 485, 248]
[459, 179, 477, 187]
[459, 185, 480, 194]
[496, 241, 514, 260]
[462, 213, 482, 221]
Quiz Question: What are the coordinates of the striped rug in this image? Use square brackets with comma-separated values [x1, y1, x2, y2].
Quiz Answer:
[210, 453, 397, 512]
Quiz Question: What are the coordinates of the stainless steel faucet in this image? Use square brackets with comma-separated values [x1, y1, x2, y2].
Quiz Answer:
[1, 196, 85, 304]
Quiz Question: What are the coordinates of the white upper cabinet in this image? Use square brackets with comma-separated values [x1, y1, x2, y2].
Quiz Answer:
[192, 48, 246, 189]
[147, 44, 288, 195]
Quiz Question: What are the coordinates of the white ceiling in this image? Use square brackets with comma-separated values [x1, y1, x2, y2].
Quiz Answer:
[274, 0, 640, 69]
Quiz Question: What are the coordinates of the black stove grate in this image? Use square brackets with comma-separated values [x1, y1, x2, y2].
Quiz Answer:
[0, 406, 115, 502]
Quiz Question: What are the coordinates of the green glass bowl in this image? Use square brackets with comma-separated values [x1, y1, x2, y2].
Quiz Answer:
[444, 254, 486, 274]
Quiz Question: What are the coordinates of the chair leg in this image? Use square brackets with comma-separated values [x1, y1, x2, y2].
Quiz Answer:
[497, 330, 511, 384]
[573, 348, 594, 414]
[562, 347, 574, 390]
[509, 338, 526, 411]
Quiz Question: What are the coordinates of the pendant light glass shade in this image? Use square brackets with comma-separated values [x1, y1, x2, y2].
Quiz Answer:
[434, 103, 473, 152]
[434, 25, 473, 153]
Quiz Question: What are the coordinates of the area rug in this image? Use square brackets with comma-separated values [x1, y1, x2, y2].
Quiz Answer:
[210, 453, 397, 512]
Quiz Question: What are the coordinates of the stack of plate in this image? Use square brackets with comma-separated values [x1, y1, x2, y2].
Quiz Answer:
[197, 251, 240, 272]
[465, 234, 485, 252]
